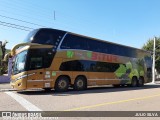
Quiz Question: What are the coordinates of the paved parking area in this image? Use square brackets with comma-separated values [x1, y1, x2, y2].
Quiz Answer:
[0, 82, 160, 120]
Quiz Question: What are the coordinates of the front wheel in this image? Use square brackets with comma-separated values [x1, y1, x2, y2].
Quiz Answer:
[55, 76, 69, 92]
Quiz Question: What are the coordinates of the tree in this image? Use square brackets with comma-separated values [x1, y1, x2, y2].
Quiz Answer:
[142, 37, 160, 73]
[0, 40, 8, 59]
[0, 40, 8, 75]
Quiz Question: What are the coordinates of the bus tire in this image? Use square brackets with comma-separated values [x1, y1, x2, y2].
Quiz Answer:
[130, 77, 138, 87]
[55, 76, 69, 92]
[138, 77, 144, 87]
[74, 76, 87, 91]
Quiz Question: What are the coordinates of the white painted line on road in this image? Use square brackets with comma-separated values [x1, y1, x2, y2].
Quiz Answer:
[5, 92, 42, 111]
[65, 93, 160, 111]
[0, 89, 16, 92]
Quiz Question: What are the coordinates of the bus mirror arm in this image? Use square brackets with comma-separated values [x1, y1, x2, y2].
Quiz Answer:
[3, 52, 11, 62]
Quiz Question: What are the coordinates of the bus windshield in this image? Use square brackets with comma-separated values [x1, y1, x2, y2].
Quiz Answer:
[12, 51, 27, 74]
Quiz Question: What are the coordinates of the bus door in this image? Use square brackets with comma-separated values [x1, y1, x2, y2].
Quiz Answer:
[27, 50, 45, 88]
[27, 69, 45, 88]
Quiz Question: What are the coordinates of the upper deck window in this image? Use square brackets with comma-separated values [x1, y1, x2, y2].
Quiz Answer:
[24, 29, 39, 42]
[61, 33, 137, 58]
[60, 34, 88, 50]
[24, 28, 66, 48]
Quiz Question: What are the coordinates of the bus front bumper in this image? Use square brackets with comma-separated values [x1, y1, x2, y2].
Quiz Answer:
[10, 79, 26, 90]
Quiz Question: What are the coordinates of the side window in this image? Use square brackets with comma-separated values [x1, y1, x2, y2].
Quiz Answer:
[60, 60, 85, 71]
[59, 61, 71, 71]
[33, 29, 64, 48]
[102, 42, 116, 54]
[102, 42, 111, 54]
[110, 44, 118, 55]
[28, 50, 43, 70]
[34, 31, 54, 45]
[43, 49, 54, 68]
[95, 62, 104, 72]
[29, 57, 43, 70]
[60, 60, 120, 72]
[27, 49, 54, 70]
[87, 40, 103, 52]
[60, 34, 73, 49]
[60, 34, 87, 50]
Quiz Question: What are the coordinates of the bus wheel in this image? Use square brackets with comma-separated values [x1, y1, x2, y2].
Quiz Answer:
[55, 76, 69, 92]
[74, 76, 87, 91]
[130, 77, 138, 87]
[138, 77, 144, 87]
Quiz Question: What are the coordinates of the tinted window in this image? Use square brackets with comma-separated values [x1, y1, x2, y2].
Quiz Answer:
[29, 57, 43, 70]
[86, 39, 103, 52]
[24, 29, 39, 43]
[101, 42, 137, 58]
[60, 60, 120, 72]
[32, 29, 65, 49]
[26, 49, 55, 70]
[61, 33, 137, 58]
[61, 34, 87, 50]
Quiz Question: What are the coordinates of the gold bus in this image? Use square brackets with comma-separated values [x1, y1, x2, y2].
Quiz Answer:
[10, 28, 152, 92]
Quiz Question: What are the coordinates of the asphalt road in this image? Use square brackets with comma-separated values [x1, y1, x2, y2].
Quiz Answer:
[1, 82, 160, 120]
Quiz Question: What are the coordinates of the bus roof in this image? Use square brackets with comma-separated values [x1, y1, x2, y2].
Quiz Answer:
[38, 28, 151, 54]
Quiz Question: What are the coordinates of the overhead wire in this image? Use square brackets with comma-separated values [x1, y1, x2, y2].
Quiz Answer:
[0, 23, 31, 31]
[0, 0, 105, 39]
[0, 0, 98, 29]
[0, 14, 46, 28]
[0, 1, 55, 25]
[0, 21, 33, 31]
[0, 21, 33, 30]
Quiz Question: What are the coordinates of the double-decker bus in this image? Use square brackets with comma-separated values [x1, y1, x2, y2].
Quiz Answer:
[10, 28, 152, 92]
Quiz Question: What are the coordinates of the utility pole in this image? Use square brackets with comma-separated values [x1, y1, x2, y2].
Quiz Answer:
[152, 37, 156, 83]
[54, 11, 56, 20]
[0, 41, 2, 65]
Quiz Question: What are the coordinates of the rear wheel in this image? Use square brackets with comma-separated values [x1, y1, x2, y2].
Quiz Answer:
[74, 76, 87, 90]
[138, 77, 144, 87]
[130, 77, 138, 87]
[55, 76, 69, 92]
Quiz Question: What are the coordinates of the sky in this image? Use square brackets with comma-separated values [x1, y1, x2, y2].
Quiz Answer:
[0, 0, 160, 49]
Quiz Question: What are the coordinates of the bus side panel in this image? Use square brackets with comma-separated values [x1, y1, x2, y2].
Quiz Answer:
[27, 69, 44, 89]
[104, 73, 120, 85]
[87, 72, 104, 86]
